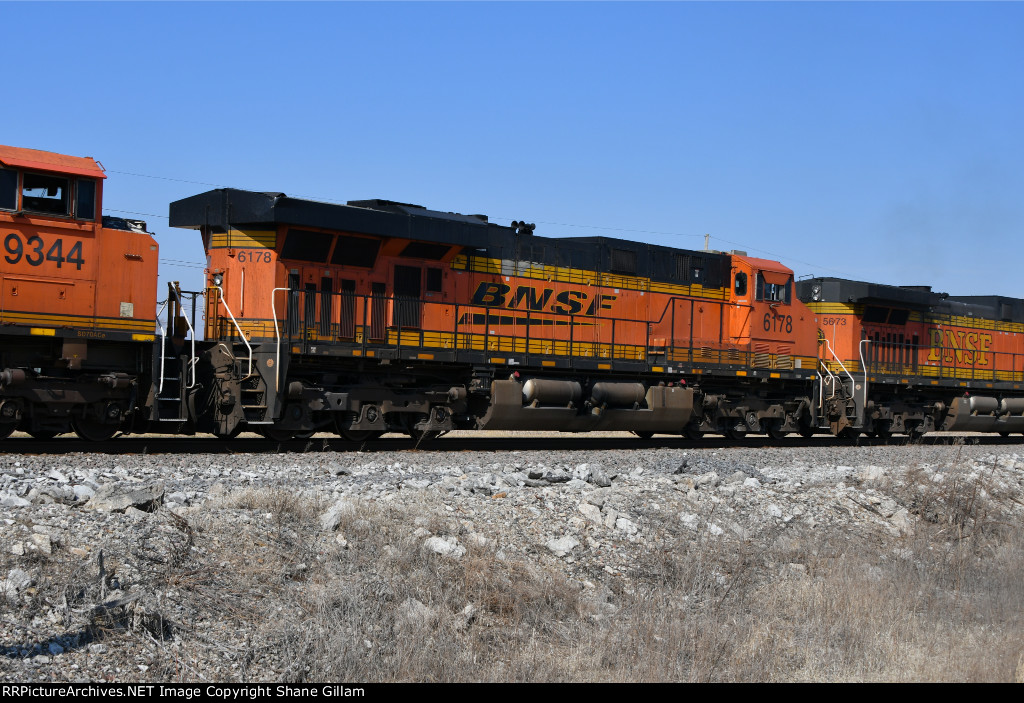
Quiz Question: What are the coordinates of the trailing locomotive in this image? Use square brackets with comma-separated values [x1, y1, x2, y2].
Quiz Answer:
[3, 143, 1024, 443]
[0, 146, 159, 441]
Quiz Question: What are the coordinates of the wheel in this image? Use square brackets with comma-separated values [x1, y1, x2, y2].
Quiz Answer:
[260, 427, 296, 442]
[27, 430, 59, 440]
[215, 425, 243, 440]
[72, 417, 118, 442]
[407, 429, 440, 444]
[839, 427, 861, 440]
[0, 422, 16, 440]
[723, 428, 747, 440]
[999, 431, 1011, 438]
[293, 430, 316, 440]
[338, 428, 384, 442]
[633, 431, 655, 439]
[682, 424, 704, 440]
[798, 425, 815, 438]
[874, 421, 892, 441]
[766, 424, 788, 441]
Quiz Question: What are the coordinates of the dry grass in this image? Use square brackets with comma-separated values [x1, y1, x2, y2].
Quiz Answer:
[4, 452, 1022, 681]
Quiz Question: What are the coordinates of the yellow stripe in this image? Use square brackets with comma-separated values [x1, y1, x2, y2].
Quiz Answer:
[30, 327, 55, 336]
[209, 229, 277, 249]
[132, 334, 155, 342]
[2, 310, 153, 332]
[450, 254, 730, 301]
[805, 302, 862, 315]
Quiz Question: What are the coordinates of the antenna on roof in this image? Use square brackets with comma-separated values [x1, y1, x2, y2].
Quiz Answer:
[704, 233, 710, 251]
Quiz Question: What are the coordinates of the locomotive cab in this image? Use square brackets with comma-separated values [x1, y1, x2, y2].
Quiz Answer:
[727, 254, 814, 372]
[0, 145, 159, 440]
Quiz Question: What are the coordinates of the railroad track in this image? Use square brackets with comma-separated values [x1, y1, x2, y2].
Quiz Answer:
[0, 432, 1016, 455]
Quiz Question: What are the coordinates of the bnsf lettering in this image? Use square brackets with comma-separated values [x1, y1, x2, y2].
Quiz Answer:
[927, 328, 992, 366]
[510, 286, 553, 311]
[470, 282, 616, 317]
[552, 290, 586, 315]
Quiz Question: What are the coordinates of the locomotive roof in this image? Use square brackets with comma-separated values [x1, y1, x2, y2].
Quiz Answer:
[170, 189, 499, 248]
[0, 144, 106, 179]
[797, 276, 1024, 323]
[796, 276, 943, 309]
[171, 188, 737, 288]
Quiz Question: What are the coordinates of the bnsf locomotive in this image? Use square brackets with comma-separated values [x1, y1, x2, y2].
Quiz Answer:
[3, 144, 1024, 442]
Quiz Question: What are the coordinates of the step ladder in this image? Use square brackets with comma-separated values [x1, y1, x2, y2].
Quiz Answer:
[154, 287, 198, 423]
[155, 353, 189, 422]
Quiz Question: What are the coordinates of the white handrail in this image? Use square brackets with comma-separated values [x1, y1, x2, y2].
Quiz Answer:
[156, 300, 168, 394]
[858, 339, 871, 409]
[170, 288, 198, 388]
[214, 285, 252, 377]
[270, 287, 290, 392]
[821, 337, 855, 388]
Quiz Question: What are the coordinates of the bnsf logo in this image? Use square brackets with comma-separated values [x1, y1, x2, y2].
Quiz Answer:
[471, 282, 617, 317]
[927, 328, 992, 366]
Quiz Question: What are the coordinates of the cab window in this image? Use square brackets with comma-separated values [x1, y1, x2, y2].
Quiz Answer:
[76, 179, 96, 221]
[0, 168, 16, 210]
[22, 172, 69, 216]
[734, 272, 747, 296]
[756, 272, 792, 303]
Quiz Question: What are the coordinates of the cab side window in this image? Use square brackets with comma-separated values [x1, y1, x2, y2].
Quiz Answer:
[756, 273, 792, 304]
[22, 172, 69, 216]
[0, 168, 16, 210]
[76, 179, 96, 221]
[734, 272, 747, 296]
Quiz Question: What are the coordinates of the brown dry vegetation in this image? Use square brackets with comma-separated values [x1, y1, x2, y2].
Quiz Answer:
[3, 455, 1023, 682]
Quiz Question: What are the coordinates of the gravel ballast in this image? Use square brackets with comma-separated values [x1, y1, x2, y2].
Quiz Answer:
[2, 437, 1022, 681]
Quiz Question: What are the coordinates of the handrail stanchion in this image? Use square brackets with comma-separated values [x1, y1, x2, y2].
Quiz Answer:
[270, 287, 290, 393]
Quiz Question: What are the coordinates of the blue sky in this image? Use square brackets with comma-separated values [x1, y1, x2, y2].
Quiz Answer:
[4, 1, 1022, 298]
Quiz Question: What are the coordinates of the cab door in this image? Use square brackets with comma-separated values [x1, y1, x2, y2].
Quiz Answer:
[727, 260, 754, 346]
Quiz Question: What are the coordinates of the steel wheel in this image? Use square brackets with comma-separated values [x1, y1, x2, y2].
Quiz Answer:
[260, 427, 297, 442]
[633, 431, 655, 439]
[338, 428, 384, 442]
[27, 429, 59, 440]
[215, 425, 243, 440]
[682, 424, 704, 440]
[723, 428, 747, 440]
[407, 429, 440, 443]
[766, 423, 788, 440]
[72, 417, 118, 442]
[0, 422, 16, 440]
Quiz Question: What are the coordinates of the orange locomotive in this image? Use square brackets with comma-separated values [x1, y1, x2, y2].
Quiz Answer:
[166, 190, 825, 440]
[800, 278, 1024, 437]
[4, 143, 1024, 443]
[0, 146, 159, 440]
